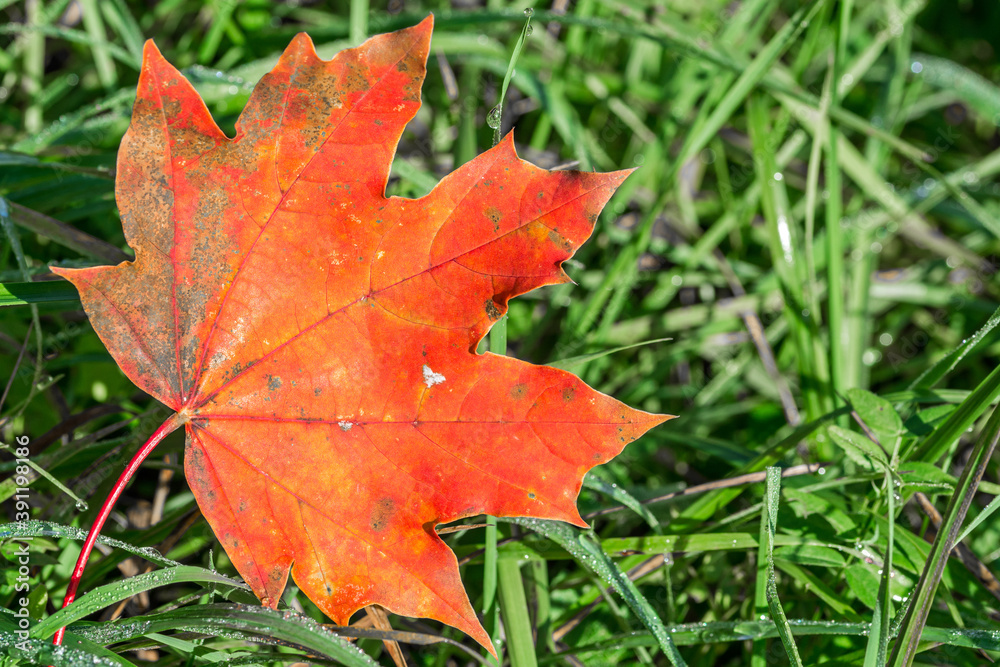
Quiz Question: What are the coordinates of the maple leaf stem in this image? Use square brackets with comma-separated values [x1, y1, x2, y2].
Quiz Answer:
[51, 411, 185, 646]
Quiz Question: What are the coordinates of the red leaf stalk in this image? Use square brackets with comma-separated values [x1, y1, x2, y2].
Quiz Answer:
[52, 412, 184, 646]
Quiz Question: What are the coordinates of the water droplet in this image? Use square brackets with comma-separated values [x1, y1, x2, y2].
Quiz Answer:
[75, 500, 89, 511]
[525, 23, 533, 35]
[523, 7, 534, 17]
[487, 105, 502, 129]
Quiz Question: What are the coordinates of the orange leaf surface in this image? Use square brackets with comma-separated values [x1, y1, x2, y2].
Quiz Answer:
[53, 16, 672, 649]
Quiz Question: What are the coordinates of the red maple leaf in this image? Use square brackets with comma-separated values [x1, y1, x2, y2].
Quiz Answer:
[52, 16, 671, 651]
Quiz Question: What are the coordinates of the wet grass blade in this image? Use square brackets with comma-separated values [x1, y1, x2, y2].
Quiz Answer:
[30, 566, 250, 639]
[78, 604, 380, 667]
[761, 467, 804, 667]
[908, 364, 1000, 462]
[510, 518, 687, 667]
[909, 305, 1000, 391]
[888, 405, 1000, 666]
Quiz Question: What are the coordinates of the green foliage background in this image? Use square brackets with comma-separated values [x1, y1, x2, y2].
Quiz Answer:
[2, 0, 1000, 665]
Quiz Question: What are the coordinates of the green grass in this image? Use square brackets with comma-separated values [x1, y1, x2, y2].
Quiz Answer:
[3, 0, 1000, 665]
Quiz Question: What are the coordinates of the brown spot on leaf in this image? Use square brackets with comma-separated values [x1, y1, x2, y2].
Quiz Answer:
[562, 386, 575, 402]
[485, 300, 502, 321]
[510, 383, 527, 400]
[267, 375, 282, 391]
[548, 229, 573, 252]
[485, 206, 502, 232]
[370, 497, 395, 532]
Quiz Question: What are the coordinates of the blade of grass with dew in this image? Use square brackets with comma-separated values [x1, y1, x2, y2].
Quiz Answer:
[762, 467, 804, 666]
[0, 634, 135, 667]
[80, 604, 380, 667]
[0, 520, 185, 569]
[863, 471, 896, 667]
[82, 609, 492, 666]
[889, 405, 1000, 666]
[909, 305, 1000, 391]
[30, 566, 250, 639]
[752, 470, 770, 667]
[532, 621, 1000, 658]
[583, 473, 661, 532]
[954, 492, 1000, 545]
[508, 518, 687, 666]
[911, 53, 1000, 121]
[907, 363, 1000, 462]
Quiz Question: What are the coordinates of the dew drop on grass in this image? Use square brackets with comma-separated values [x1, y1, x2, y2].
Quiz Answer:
[75, 500, 89, 511]
[523, 7, 534, 17]
[486, 105, 502, 129]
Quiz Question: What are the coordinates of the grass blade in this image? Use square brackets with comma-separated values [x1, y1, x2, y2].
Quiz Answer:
[78, 603, 380, 666]
[510, 518, 688, 667]
[498, 559, 538, 667]
[0, 281, 80, 307]
[909, 305, 1000, 391]
[761, 467, 804, 667]
[908, 364, 1000, 462]
[30, 566, 248, 640]
[888, 405, 1000, 666]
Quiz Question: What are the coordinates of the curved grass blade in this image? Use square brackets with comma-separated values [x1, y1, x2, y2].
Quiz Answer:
[912, 53, 1000, 121]
[909, 305, 1000, 391]
[81, 605, 492, 666]
[548, 338, 672, 372]
[31, 566, 251, 640]
[758, 467, 804, 667]
[0, 634, 134, 667]
[535, 622, 1000, 659]
[583, 473, 661, 532]
[908, 364, 1000, 462]
[508, 517, 687, 667]
[888, 405, 1000, 666]
[954, 492, 1000, 545]
[73, 604, 381, 667]
[0, 520, 182, 568]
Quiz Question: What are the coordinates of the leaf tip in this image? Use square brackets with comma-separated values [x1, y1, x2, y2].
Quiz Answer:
[140, 39, 169, 71]
[287, 31, 317, 55]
